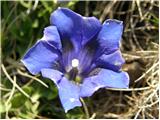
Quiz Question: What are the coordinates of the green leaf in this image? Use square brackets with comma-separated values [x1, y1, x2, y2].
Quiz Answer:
[11, 92, 27, 108]
[38, 83, 58, 100]
[11, 86, 33, 108]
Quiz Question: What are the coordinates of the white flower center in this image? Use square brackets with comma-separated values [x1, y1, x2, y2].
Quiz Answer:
[71, 59, 79, 67]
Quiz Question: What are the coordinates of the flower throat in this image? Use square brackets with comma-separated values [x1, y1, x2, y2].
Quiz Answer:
[66, 59, 82, 83]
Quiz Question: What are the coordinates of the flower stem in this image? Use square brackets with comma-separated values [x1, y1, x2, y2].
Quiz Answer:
[80, 98, 90, 119]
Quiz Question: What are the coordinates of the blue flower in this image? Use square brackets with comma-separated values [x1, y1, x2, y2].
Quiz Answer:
[21, 7, 129, 113]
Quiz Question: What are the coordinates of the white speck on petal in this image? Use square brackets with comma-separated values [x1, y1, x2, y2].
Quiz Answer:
[94, 86, 100, 91]
[70, 98, 76, 102]
[94, 85, 104, 91]
[114, 61, 121, 66]
[120, 21, 123, 25]
[106, 22, 109, 25]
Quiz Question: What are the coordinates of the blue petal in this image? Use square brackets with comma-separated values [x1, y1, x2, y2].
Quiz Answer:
[78, 49, 93, 74]
[41, 69, 63, 85]
[95, 50, 125, 71]
[97, 19, 123, 54]
[21, 41, 59, 75]
[41, 26, 62, 51]
[80, 69, 129, 97]
[58, 77, 81, 113]
[62, 49, 76, 73]
[50, 7, 101, 51]
[41, 68, 82, 113]
[82, 17, 102, 45]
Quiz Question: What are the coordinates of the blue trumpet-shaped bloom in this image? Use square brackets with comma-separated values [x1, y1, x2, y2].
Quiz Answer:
[21, 7, 129, 113]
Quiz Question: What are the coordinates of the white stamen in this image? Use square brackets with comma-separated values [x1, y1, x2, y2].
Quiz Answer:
[71, 59, 79, 67]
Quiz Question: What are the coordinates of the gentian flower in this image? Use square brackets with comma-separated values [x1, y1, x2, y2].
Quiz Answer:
[21, 7, 129, 113]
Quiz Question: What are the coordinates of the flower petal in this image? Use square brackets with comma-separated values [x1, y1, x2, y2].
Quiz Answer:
[41, 26, 62, 51]
[82, 16, 101, 45]
[41, 68, 63, 85]
[41, 68, 82, 113]
[58, 77, 82, 113]
[21, 41, 59, 75]
[50, 7, 101, 51]
[97, 19, 123, 54]
[80, 69, 129, 97]
[78, 49, 93, 74]
[75, 37, 99, 75]
[95, 50, 125, 71]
